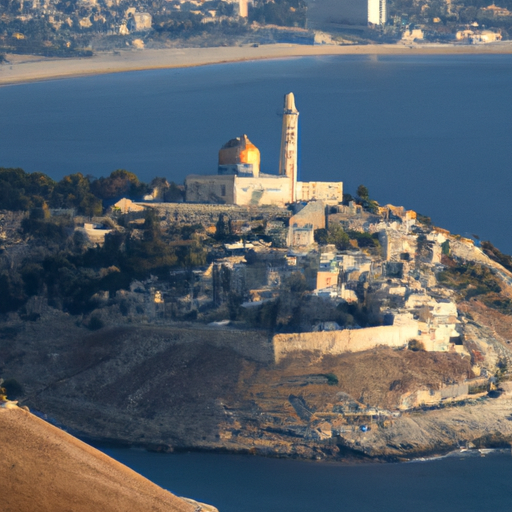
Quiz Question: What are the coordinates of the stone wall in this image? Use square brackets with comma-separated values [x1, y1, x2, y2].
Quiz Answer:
[399, 381, 478, 410]
[185, 173, 292, 207]
[273, 323, 419, 363]
[185, 174, 236, 204]
[143, 202, 290, 228]
[289, 200, 326, 230]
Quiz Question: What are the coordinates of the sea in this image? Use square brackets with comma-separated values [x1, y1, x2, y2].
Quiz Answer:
[1, 54, 512, 252]
[99, 447, 512, 512]
[2, 54, 512, 506]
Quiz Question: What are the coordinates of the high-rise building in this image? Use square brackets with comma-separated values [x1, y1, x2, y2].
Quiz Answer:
[368, 0, 387, 25]
[278, 93, 299, 203]
[238, 0, 248, 18]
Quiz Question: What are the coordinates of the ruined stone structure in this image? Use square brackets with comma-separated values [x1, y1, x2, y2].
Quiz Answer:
[185, 93, 343, 207]
[287, 200, 326, 248]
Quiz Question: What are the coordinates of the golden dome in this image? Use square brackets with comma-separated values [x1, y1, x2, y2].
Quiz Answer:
[219, 134, 260, 176]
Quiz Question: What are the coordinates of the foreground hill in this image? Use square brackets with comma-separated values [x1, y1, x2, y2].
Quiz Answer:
[0, 403, 212, 512]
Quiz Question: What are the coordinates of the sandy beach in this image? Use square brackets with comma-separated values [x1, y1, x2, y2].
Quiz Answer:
[2, 41, 512, 86]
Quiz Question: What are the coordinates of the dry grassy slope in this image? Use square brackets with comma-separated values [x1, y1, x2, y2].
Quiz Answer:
[459, 300, 512, 346]
[0, 404, 200, 512]
[243, 348, 473, 411]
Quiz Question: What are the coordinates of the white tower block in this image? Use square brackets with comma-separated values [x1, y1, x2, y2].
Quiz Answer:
[279, 92, 299, 203]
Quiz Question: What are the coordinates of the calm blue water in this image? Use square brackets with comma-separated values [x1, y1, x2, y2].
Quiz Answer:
[1, 55, 511, 252]
[100, 448, 512, 512]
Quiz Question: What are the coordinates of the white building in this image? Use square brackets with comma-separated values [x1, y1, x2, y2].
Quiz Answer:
[368, 0, 387, 25]
[185, 93, 343, 207]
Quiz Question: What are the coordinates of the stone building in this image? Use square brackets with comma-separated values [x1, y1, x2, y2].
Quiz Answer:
[127, 12, 152, 31]
[185, 93, 343, 207]
[287, 201, 326, 248]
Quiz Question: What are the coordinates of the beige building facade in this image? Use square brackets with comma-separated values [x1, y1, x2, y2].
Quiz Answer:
[184, 93, 343, 208]
[185, 174, 292, 207]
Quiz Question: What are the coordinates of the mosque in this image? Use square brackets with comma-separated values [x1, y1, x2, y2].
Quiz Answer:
[185, 93, 343, 207]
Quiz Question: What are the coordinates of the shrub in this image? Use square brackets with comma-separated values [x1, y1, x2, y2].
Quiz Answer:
[324, 373, 339, 386]
[2, 379, 24, 399]
[88, 315, 104, 331]
[408, 339, 425, 352]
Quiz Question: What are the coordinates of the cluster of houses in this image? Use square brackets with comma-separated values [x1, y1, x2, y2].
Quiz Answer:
[79, 188, 483, 361]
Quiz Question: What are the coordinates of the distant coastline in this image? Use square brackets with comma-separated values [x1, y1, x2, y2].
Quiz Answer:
[2, 41, 512, 86]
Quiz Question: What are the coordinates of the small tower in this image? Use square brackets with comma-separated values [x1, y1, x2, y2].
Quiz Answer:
[279, 93, 299, 203]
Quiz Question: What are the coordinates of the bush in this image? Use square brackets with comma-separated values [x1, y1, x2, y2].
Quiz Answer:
[408, 339, 425, 352]
[88, 315, 104, 330]
[324, 373, 339, 386]
[2, 378, 24, 399]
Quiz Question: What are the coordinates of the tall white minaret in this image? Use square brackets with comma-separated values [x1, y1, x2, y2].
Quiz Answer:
[279, 92, 299, 203]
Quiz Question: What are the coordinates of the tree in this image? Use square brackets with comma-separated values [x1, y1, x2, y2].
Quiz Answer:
[328, 224, 350, 250]
[315, 224, 350, 250]
[53, 173, 102, 216]
[285, 271, 309, 294]
[215, 213, 231, 241]
[357, 184, 369, 200]
[408, 339, 425, 351]
[0, 168, 55, 211]
[90, 169, 147, 201]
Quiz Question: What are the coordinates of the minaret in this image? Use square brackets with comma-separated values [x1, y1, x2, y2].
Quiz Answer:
[279, 92, 299, 203]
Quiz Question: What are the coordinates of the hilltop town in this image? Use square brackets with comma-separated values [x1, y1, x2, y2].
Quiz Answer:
[2, 92, 512, 461]
[0, 0, 511, 58]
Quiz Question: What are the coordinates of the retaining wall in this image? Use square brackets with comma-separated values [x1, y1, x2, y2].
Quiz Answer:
[272, 323, 419, 363]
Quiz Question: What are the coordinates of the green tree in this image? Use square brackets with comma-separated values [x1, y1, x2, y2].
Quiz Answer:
[357, 184, 369, 200]
[215, 213, 231, 241]
[314, 224, 350, 250]
[90, 169, 148, 200]
[328, 224, 350, 250]
[0, 168, 55, 211]
[53, 173, 102, 216]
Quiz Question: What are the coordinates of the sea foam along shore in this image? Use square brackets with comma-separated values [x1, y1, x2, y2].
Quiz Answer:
[2, 41, 512, 86]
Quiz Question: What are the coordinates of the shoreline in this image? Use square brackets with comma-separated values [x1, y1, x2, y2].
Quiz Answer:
[82, 432, 512, 466]
[2, 41, 512, 86]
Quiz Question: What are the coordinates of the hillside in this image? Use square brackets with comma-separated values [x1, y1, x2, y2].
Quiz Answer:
[0, 403, 215, 512]
[2, 166, 512, 461]
[2, 314, 512, 461]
